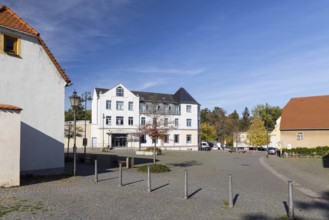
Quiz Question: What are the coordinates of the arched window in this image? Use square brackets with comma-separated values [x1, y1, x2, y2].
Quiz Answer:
[116, 86, 124, 96]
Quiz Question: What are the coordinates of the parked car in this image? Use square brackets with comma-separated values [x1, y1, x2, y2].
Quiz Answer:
[212, 142, 222, 150]
[249, 147, 257, 151]
[200, 141, 211, 151]
[257, 146, 266, 151]
[267, 147, 277, 155]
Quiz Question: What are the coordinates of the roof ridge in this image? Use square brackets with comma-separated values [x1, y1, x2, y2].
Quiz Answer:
[0, 104, 22, 111]
[1, 6, 38, 35]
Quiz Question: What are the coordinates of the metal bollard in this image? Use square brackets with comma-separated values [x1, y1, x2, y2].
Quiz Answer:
[184, 170, 188, 199]
[94, 159, 98, 183]
[147, 164, 151, 192]
[126, 157, 130, 168]
[288, 180, 294, 219]
[228, 174, 233, 208]
[119, 162, 122, 186]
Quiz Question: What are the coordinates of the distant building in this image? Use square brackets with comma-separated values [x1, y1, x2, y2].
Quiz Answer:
[0, 6, 71, 175]
[91, 84, 200, 151]
[270, 117, 281, 149]
[233, 132, 249, 148]
[280, 95, 329, 148]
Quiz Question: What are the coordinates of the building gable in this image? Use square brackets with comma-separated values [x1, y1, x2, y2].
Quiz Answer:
[0, 6, 71, 84]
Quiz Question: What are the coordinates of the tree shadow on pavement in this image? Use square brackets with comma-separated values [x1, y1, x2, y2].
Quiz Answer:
[294, 191, 329, 219]
[167, 160, 202, 167]
[242, 215, 272, 220]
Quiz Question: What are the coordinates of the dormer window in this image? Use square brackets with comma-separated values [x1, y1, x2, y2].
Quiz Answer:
[116, 86, 124, 97]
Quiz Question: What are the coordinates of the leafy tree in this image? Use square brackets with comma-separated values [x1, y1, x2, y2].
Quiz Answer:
[200, 122, 217, 141]
[137, 97, 174, 163]
[200, 108, 211, 123]
[240, 107, 251, 131]
[64, 121, 84, 158]
[247, 116, 269, 146]
[65, 105, 91, 121]
[251, 104, 281, 131]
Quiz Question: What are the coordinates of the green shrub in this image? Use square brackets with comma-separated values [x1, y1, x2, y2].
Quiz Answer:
[138, 164, 170, 173]
[283, 146, 329, 157]
[144, 147, 162, 155]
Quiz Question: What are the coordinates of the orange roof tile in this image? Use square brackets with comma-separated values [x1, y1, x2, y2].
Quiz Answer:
[0, 104, 22, 111]
[0, 6, 71, 84]
[280, 95, 329, 130]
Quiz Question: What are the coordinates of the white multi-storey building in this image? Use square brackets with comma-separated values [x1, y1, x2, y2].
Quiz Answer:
[91, 84, 200, 151]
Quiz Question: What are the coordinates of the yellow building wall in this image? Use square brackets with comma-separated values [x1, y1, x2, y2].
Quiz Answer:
[281, 130, 329, 148]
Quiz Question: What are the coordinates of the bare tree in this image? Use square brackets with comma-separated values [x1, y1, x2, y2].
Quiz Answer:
[137, 96, 175, 163]
[64, 121, 84, 159]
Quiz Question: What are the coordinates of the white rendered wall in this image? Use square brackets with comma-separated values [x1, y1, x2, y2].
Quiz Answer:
[0, 28, 66, 174]
[91, 84, 140, 147]
[0, 109, 21, 187]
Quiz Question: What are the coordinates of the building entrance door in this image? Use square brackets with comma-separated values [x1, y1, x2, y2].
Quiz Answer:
[112, 134, 127, 147]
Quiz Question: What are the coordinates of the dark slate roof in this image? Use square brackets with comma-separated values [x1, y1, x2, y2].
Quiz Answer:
[95, 88, 109, 98]
[132, 91, 175, 103]
[95, 86, 199, 105]
[173, 87, 200, 105]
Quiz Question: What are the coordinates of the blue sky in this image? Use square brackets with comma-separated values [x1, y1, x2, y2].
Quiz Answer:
[4, 0, 329, 116]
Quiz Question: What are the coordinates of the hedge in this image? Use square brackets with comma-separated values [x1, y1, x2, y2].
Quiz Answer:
[283, 146, 329, 157]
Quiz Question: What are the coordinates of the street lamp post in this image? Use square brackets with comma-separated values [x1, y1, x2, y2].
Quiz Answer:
[69, 90, 81, 176]
[81, 92, 92, 160]
[103, 113, 105, 148]
[266, 103, 269, 156]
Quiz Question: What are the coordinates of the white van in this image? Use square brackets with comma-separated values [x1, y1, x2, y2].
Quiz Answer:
[200, 141, 210, 151]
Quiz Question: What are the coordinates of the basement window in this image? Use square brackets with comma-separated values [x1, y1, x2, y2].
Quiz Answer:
[4, 35, 19, 56]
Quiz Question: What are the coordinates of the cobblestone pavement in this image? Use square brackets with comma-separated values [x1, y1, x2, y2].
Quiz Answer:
[1, 150, 329, 219]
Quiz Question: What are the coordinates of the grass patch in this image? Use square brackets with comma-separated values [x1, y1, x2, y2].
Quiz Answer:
[223, 200, 229, 208]
[0, 198, 45, 217]
[144, 147, 162, 155]
[138, 164, 170, 173]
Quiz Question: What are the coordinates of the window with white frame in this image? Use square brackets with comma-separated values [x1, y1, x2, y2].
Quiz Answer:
[186, 119, 192, 127]
[106, 100, 111, 110]
[128, 101, 133, 111]
[174, 134, 179, 143]
[186, 105, 191, 113]
[175, 118, 179, 127]
[297, 132, 303, 141]
[128, 117, 133, 125]
[140, 103, 146, 113]
[106, 116, 111, 125]
[140, 135, 146, 143]
[116, 86, 124, 96]
[164, 135, 169, 143]
[141, 117, 145, 125]
[186, 134, 191, 144]
[116, 101, 124, 110]
[164, 118, 168, 126]
[116, 116, 124, 125]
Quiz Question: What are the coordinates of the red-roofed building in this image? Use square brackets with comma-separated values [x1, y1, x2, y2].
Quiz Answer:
[279, 95, 329, 148]
[0, 6, 71, 176]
